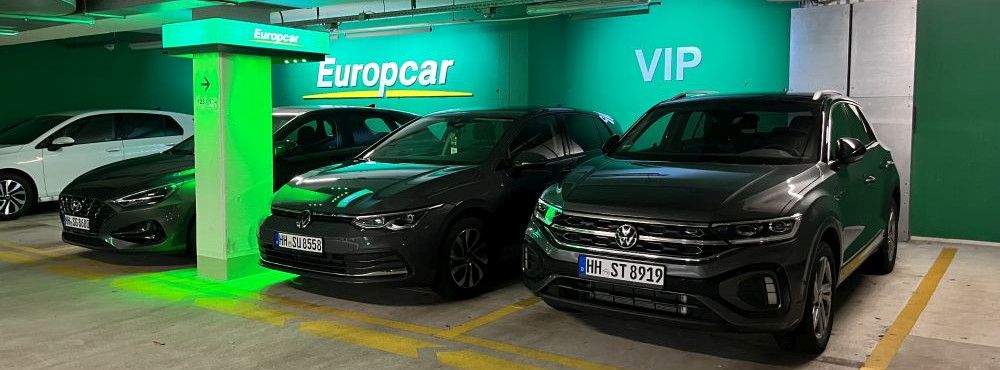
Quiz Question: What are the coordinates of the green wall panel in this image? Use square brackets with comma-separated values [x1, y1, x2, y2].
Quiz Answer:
[912, 0, 1000, 242]
[0, 42, 193, 128]
[272, 0, 794, 126]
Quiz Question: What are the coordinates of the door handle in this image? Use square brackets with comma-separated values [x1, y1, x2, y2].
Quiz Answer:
[881, 160, 894, 169]
[106, 148, 122, 152]
[864, 175, 877, 184]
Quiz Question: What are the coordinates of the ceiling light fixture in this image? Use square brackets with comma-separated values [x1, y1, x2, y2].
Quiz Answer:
[526, 0, 649, 15]
[0, 27, 17, 36]
[0, 13, 96, 24]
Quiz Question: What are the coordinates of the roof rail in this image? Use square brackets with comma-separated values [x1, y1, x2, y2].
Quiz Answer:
[670, 90, 718, 101]
[811, 90, 843, 101]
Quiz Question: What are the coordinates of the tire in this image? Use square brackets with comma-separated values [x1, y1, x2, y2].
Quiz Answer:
[432, 217, 490, 299]
[863, 199, 899, 275]
[775, 243, 836, 354]
[0, 173, 35, 221]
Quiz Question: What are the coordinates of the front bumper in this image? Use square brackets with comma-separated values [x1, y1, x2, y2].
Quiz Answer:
[258, 205, 452, 286]
[522, 218, 811, 333]
[59, 193, 192, 253]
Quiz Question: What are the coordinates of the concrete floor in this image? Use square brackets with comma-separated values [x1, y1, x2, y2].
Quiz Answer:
[1, 205, 999, 370]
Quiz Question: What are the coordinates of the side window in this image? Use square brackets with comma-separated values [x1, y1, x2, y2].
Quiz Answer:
[509, 115, 563, 162]
[847, 104, 876, 143]
[60, 115, 116, 145]
[350, 116, 394, 147]
[164, 116, 184, 136]
[830, 103, 874, 158]
[118, 114, 162, 139]
[283, 119, 337, 149]
[563, 114, 610, 155]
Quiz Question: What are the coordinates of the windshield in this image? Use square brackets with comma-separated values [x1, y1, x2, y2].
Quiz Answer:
[611, 103, 821, 164]
[365, 115, 514, 165]
[0, 115, 71, 145]
[168, 136, 194, 155]
[273, 114, 300, 132]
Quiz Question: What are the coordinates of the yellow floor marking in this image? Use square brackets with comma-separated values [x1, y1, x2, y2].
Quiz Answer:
[43, 265, 108, 281]
[436, 350, 546, 370]
[438, 296, 542, 338]
[4, 243, 77, 257]
[861, 247, 957, 370]
[194, 297, 300, 327]
[449, 334, 619, 370]
[0, 250, 46, 264]
[300, 320, 441, 358]
[263, 295, 441, 336]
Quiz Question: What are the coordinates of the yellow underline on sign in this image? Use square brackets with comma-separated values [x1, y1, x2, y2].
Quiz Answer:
[436, 350, 546, 370]
[438, 296, 541, 338]
[860, 247, 957, 370]
[248, 39, 300, 47]
[302, 90, 474, 99]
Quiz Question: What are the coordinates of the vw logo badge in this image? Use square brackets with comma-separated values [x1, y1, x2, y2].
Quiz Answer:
[296, 210, 312, 229]
[70, 200, 83, 214]
[615, 224, 639, 249]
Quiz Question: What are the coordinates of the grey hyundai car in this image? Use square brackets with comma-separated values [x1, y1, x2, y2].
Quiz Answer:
[258, 107, 622, 298]
[59, 106, 416, 253]
[523, 92, 900, 353]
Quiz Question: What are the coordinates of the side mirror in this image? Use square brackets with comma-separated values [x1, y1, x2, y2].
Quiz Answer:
[274, 140, 299, 158]
[835, 137, 866, 165]
[602, 135, 621, 154]
[49, 136, 76, 150]
[510, 151, 547, 171]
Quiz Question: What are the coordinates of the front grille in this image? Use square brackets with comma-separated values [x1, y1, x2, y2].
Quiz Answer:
[544, 277, 719, 322]
[548, 214, 731, 259]
[261, 245, 408, 277]
[59, 195, 117, 234]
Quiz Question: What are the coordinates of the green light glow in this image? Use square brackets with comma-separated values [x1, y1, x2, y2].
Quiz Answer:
[0, 28, 16, 36]
[0, 13, 95, 24]
[543, 206, 560, 226]
[162, 18, 330, 56]
[336, 189, 374, 208]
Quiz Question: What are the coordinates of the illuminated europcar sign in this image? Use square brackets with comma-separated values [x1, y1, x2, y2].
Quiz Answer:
[251, 28, 300, 47]
[635, 46, 703, 82]
[162, 18, 329, 55]
[305, 57, 473, 99]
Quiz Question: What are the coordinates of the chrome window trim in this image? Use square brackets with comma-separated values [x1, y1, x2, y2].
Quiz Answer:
[548, 223, 728, 246]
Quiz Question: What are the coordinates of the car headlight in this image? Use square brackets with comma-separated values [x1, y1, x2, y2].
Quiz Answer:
[111, 184, 179, 208]
[710, 214, 802, 244]
[533, 199, 562, 226]
[351, 204, 443, 231]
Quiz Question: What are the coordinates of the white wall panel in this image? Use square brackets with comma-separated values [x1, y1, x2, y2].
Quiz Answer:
[789, 5, 851, 93]
[850, 0, 917, 97]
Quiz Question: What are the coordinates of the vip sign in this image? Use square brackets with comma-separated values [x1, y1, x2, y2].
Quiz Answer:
[635, 46, 703, 82]
[308, 57, 472, 99]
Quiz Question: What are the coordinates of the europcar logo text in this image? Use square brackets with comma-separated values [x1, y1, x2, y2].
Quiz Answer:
[251, 28, 301, 47]
[305, 57, 473, 99]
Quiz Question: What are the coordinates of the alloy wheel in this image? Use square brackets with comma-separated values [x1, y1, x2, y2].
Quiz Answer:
[812, 255, 833, 340]
[887, 207, 898, 263]
[448, 228, 488, 289]
[0, 179, 27, 216]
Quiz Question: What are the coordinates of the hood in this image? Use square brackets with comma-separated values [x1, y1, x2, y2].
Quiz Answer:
[65, 153, 194, 198]
[559, 156, 821, 222]
[0, 145, 23, 156]
[272, 160, 479, 215]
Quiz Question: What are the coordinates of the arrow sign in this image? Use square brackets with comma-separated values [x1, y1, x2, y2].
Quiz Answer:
[200, 77, 211, 92]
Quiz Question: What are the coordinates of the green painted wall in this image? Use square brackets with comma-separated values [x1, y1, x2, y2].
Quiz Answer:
[273, 0, 793, 126]
[912, 0, 1000, 242]
[0, 42, 193, 128]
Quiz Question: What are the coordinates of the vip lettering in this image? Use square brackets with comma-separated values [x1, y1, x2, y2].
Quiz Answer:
[316, 57, 456, 97]
[253, 28, 300, 44]
[635, 46, 702, 82]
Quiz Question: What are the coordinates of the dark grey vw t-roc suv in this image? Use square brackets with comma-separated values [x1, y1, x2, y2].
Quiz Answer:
[523, 92, 900, 353]
[259, 108, 622, 298]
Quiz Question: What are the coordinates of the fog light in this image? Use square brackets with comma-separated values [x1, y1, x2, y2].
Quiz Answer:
[111, 221, 165, 245]
[764, 276, 778, 305]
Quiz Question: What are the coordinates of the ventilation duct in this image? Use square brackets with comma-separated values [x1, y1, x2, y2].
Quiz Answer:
[0, 0, 77, 16]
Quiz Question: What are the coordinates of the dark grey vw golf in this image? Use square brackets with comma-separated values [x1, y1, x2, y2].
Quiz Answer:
[523, 92, 900, 353]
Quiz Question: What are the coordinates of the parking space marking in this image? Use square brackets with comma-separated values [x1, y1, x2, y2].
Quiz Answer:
[448, 334, 618, 370]
[300, 321, 442, 358]
[861, 247, 957, 370]
[438, 296, 542, 338]
[436, 350, 546, 370]
[194, 297, 301, 327]
[263, 295, 441, 336]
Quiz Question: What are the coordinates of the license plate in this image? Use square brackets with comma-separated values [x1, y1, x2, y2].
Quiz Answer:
[578, 255, 665, 288]
[273, 232, 323, 254]
[63, 215, 90, 231]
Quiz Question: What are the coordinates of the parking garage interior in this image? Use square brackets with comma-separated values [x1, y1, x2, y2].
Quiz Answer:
[2, 0, 999, 369]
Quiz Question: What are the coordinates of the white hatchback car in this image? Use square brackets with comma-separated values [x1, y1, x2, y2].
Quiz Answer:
[0, 110, 193, 220]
